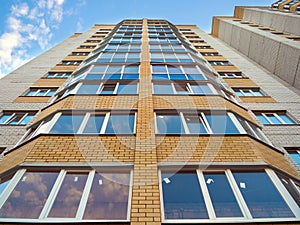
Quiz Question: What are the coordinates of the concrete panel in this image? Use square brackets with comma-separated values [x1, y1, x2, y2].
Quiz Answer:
[230, 25, 241, 50]
[260, 38, 280, 73]
[275, 43, 300, 86]
[243, 8, 262, 24]
[283, 16, 300, 36]
[224, 24, 233, 45]
[293, 57, 300, 89]
[259, 10, 273, 27]
[270, 13, 286, 32]
[248, 32, 265, 64]
[238, 29, 251, 56]
[218, 20, 226, 41]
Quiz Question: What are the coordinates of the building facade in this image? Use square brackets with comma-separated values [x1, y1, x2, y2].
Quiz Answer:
[0, 13, 299, 225]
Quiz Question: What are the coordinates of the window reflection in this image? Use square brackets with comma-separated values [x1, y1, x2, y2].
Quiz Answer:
[0, 172, 58, 218]
[83, 172, 130, 220]
[48, 173, 88, 218]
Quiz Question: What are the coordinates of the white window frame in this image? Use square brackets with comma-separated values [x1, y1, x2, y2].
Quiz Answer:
[159, 168, 300, 223]
[0, 168, 133, 223]
[234, 88, 264, 97]
[25, 88, 56, 97]
[0, 112, 33, 125]
[258, 112, 295, 125]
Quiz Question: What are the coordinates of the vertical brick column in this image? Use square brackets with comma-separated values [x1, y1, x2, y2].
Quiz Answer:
[130, 19, 161, 225]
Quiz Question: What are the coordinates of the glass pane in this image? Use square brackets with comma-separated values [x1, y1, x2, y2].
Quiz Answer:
[0, 115, 11, 124]
[206, 114, 239, 134]
[25, 90, 37, 96]
[233, 172, 295, 218]
[122, 74, 139, 80]
[187, 74, 206, 80]
[152, 65, 167, 73]
[100, 85, 115, 94]
[77, 84, 99, 94]
[117, 84, 137, 94]
[162, 172, 209, 219]
[190, 85, 213, 95]
[185, 115, 207, 134]
[156, 114, 184, 134]
[48, 173, 88, 218]
[153, 84, 173, 94]
[167, 65, 182, 73]
[204, 173, 243, 217]
[152, 74, 168, 80]
[106, 65, 122, 73]
[124, 65, 139, 73]
[256, 114, 270, 125]
[0, 176, 11, 195]
[253, 90, 264, 96]
[174, 84, 189, 95]
[83, 172, 130, 220]
[8, 114, 24, 125]
[36, 90, 48, 96]
[235, 90, 243, 96]
[46, 90, 56, 97]
[169, 74, 186, 80]
[267, 114, 282, 124]
[105, 114, 135, 134]
[103, 74, 121, 80]
[279, 114, 295, 124]
[0, 172, 58, 218]
[85, 74, 103, 80]
[90, 65, 107, 73]
[290, 153, 300, 166]
[19, 115, 34, 125]
[50, 115, 84, 134]
[82, 115, 105, 134]
[183, 66, 199, 74]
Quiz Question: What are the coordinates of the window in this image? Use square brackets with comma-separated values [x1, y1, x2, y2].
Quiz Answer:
[155, 111, 241, 135]
[201, 52, 220, 56]
[24, 88, 57, 97]
[234, 88, 265, 97]
[0, 168, 132, 221]
[151, 64, 206, 81]
[153, 82, 215, 95]
[209, 61, 231, 66]
[150, 44, 186, 53]
[218, 72, 243, 78]
[150, 52, 193, 63]
[60, 61, 82, 65]
[0, 111, 36, 125]
[45, 72, 71, 78]
[285, 147, 300, 166]
[160, 169, 299, 222]
[104, 44, 141, 52]
[62, 82, 137, 97]
[255, 112, 296, 125]
[43, 111, 136, 135]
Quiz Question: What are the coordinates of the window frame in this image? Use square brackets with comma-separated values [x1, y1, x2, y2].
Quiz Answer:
[0, 168, 133, 223]
[154, 111, 246, 135]
[0, 111, 36, 125]
[24, 88, 57, 97]
[255, 112, 296, 125]
[233, 88, 265, 97]
[159, 168, 300, 223]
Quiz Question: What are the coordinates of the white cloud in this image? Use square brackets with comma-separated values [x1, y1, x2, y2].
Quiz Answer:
[11, 3, 29, 17]
[0, 0, 67, 78]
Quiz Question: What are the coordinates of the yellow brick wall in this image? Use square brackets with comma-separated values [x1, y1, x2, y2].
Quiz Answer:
[223, 78, 258, 87]
[31, 78, 66, 87]
[240, 96, 276, 103]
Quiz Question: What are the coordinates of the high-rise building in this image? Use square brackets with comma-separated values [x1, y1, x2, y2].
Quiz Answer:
[0, 4, 300, 224]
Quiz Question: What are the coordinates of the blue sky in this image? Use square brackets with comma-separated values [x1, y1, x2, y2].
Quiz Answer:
[0, 0, 274, 78]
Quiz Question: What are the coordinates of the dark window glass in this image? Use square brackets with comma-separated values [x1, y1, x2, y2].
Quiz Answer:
[204, 173, 243, 217]
[153, 84, 173, 94]
[117, 84, 137, 94]
[162, 172, 209, 219]
[83, 172, 130, 220]
[50, 115, 85, 134]
[233, 172, 294, 218]
[0, 172, 58, 218]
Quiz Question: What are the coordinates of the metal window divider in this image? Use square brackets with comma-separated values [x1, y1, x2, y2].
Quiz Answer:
[200, 112, 213, 134]
[225, 169, 252, 219]
[196, 169, 217, 219]
[100, 112, 110, 134]
[77, 113, 90, 134]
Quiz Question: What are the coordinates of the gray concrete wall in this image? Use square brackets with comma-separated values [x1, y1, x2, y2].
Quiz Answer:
[217, 19, 300, 90]
[243, 8, 300, 36]
[193, 27, 300, 173]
